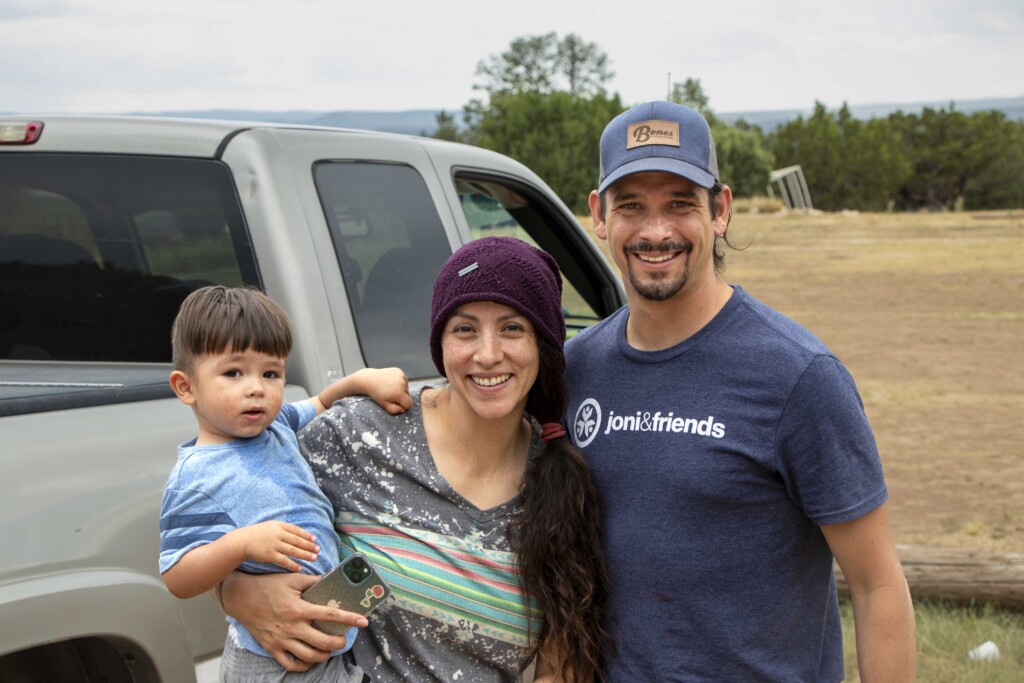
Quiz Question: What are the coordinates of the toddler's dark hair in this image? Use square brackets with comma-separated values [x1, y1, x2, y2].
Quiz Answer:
[171, 286, 292, 372]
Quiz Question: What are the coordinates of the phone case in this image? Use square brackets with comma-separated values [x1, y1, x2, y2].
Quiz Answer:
[301, 553, 391, 635]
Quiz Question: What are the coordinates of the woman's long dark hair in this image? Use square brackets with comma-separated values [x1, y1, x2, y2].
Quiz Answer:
[510, 339, 609, 681]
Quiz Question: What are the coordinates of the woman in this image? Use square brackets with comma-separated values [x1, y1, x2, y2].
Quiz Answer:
[222, 237, 608, 681]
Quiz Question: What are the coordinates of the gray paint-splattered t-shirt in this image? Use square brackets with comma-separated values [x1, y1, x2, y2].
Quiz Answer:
[300, 392, 543, 682]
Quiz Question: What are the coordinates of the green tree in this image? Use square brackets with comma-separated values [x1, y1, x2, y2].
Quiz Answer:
[771, 102, 843, 209]
[426, 110, 463, 142]
[771, 102, 911, 211]
[964, 114, 1024, 209]
[713, 124, 774, 198]
[556, 34, 614, 97]
[461, 34, 619, 212]
[469, 91, 625, 213]
[474, 32, 613, 97]
[474, 32, 559, 96]
[773, 102, 1022, 212]
[844, 116, 912, 211]
[889, 107, 1024, 210]
[671, 78, 716, 124]
[888, 107, 971, 210]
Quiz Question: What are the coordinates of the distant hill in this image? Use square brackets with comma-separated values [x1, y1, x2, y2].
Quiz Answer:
[717, 95, 1024, 131]
[132, 96, 1024, 136]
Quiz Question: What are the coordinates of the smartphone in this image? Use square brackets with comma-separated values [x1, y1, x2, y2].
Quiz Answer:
[301, 553, 391, 635]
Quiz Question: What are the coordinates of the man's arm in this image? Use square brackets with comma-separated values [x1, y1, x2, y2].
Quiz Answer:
[310, 367, 411, 415]
[821, 502, 916, 682]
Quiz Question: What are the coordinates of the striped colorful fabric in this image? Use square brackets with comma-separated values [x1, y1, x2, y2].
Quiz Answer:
[337, 512, 542, 647]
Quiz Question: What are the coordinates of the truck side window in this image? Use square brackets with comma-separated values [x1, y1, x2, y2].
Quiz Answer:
[0, 155, 255, 362]
[315, 162, 451, 379]
[455, 174, 605, 337]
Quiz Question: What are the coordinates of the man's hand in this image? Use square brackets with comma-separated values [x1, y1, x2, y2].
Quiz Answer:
[220, 572, 369, 672]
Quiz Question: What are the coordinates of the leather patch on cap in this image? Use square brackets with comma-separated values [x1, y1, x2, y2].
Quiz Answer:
[627, 120, 680, 149]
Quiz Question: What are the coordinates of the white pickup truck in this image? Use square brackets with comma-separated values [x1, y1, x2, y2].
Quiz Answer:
[0, 116, 624, 682]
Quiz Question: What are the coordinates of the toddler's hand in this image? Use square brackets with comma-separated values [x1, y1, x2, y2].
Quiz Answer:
[238, 521, 319, 572]
[362, 367, 412, 414]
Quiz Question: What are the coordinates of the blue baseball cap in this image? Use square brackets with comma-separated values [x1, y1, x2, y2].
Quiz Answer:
[598, 101, 719, 193]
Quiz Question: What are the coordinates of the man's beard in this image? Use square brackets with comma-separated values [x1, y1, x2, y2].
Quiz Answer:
[625, 242, 690, 302]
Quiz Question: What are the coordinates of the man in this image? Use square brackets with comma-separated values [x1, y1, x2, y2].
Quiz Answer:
[564, 101, 915, 681]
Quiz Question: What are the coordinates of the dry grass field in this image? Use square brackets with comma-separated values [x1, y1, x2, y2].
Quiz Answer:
[580, 209, 1024, 554]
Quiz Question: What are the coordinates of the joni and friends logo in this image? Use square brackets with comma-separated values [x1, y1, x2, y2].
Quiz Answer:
[627, 119, 680, 149]
[573, 398, 725, 448]
[574, 398, 602, 447]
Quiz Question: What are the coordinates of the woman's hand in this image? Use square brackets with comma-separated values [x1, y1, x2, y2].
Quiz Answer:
[220, 572, 369, 672]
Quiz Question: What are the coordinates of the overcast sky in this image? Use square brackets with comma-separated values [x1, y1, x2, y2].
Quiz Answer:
[3, 0, 1022, 115]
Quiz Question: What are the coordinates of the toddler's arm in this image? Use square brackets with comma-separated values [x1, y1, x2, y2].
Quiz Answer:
[163, 521, 319, 599]
[311, 367, 411, 415]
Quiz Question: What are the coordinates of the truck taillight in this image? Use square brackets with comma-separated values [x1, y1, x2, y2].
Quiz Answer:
[0, 121, 44, 144]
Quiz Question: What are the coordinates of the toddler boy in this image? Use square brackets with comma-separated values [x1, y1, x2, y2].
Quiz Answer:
[159, 285, 410, 681]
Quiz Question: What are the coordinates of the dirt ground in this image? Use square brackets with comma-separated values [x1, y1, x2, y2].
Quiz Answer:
[585, 209, 1024, 554]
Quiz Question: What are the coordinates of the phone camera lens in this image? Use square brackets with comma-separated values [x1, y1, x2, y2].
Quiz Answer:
[344, 556, 369, 584]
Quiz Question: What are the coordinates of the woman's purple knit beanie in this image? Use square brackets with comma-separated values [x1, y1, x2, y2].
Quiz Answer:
[429, 237, 566, 377]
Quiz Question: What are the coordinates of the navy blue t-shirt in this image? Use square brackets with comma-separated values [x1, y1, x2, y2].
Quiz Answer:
[565, 286, 887, 682]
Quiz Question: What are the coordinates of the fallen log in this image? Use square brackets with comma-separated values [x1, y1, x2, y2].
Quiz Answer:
[835, 545, 1024, 609]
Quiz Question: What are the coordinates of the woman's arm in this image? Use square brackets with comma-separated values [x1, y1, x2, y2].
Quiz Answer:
[219, 571, 369, 672]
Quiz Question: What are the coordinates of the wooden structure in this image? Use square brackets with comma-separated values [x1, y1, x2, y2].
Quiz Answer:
[835, 545, 1024, 609]
[766, 165, 813, 211]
